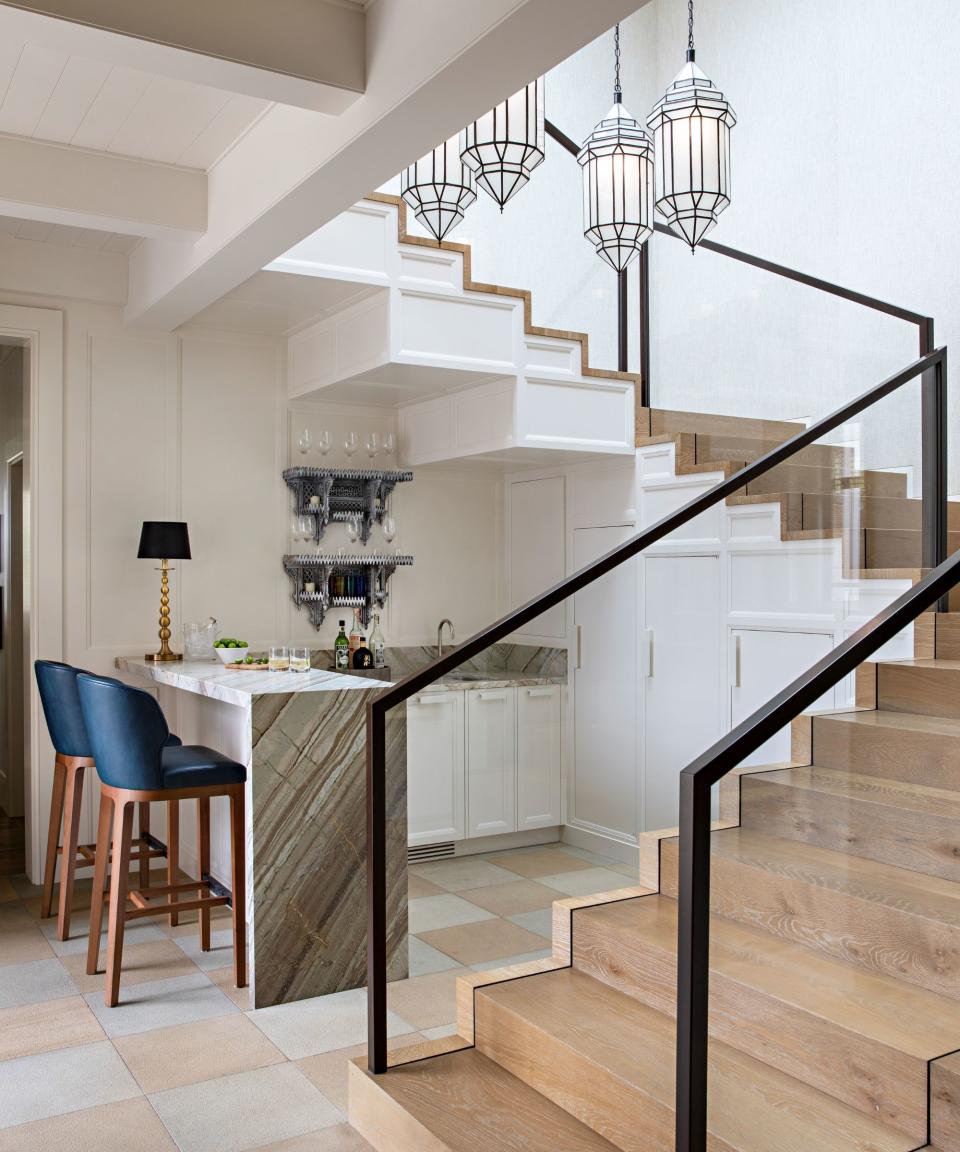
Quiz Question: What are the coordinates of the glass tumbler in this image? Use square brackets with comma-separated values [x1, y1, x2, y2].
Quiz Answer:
[268, 646, 290, 671]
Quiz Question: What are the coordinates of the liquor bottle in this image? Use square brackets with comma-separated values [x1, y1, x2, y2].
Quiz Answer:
[353, 638, 373, 669]
[348, 608, 362, 659]
[369, 613, 386, 669]
[334, 621, 349, 670]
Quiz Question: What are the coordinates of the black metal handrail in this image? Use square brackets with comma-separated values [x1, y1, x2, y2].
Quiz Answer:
[366, 344, 948, 1073]
[675, 506, 957, 1152]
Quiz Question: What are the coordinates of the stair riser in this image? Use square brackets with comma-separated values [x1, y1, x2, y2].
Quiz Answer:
[740, 774, 960, 884]
[801, 495, 960, 533]
[695, 435, 848, 470]
[932, 1057, 960, 1152]
[474, 991, 733, 1152]
[660, 839, 960, 1001]
[937, 615, 960, 660]
[746, 466, 906, 500]
[812, 715, 960, 787]
[572, 908, 926, 1139]
[879, 664, 960, 719]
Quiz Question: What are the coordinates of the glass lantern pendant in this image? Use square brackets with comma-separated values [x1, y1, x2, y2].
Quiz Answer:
[400, 134, 477, 243]
[578, 24, 654, 271]
[647, 0, 736, 251]
[460, 77, 545, 209]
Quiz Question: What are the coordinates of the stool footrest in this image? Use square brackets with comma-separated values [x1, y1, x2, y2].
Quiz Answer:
[126, 894, 230, 920]
[57, 835, 167, 869]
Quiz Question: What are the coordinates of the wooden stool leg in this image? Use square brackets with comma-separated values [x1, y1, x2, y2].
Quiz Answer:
[86, 791, 113, 976]
[229, 785, 247, 988]
[104, 800, 134, 1007]
[167, 799, 180, 927]
[138, 802, 151, 889]
[197, 796, 211, 951]
[57, 762, 85, 941]
[40, 757, 67, 920]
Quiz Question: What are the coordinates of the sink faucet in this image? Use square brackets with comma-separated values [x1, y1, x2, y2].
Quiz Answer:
[437, 618, 455, 657]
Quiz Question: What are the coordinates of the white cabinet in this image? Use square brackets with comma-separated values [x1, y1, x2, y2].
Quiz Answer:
[407, 684, 562, 846]
[466, 689, 517, 837]
[516, 685, 562, 829]
[642, 554, 723, 832]
[406, 692, 465, 847]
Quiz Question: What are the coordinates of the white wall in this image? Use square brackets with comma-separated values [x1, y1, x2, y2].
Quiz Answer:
[0, 345, 23, 817]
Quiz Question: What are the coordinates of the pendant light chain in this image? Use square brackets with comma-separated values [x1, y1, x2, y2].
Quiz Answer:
[687, 0, 695, 60]
[614, 23, 622, 103]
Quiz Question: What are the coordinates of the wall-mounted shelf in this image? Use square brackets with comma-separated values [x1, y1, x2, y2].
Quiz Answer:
[283, 467, 413, 545]
[283, 553, 413, 630]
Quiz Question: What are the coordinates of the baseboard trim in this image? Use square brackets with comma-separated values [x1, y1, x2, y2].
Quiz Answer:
[561, 823, 637, 864]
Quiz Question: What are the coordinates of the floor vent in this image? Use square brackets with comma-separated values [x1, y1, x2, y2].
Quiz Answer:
[408, 842, 455, 864]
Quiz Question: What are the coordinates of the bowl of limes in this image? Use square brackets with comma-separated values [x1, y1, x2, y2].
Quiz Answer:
[214, 637, 249, 664]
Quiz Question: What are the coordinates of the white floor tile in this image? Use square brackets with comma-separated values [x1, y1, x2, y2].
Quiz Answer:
[85, 970, 239, 1038]
[173, 928, 234, 972]
[407, 937, 460, 977]
[150, 1062, 343, 1152]
[0, 1040, 139, 1129]
[0, 957, 77, 1009]
[408, 894, 495, 934]
[409, 858, 521, 892]
[248, 986, 417, 1060]
[536, 867, 635, 898]
[41, 915, 166, 957]
[507, 909, 553, 939]
[469, 949, 553, 972]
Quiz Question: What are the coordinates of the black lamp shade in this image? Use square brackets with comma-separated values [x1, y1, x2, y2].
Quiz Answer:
[138, 521, 191, 560]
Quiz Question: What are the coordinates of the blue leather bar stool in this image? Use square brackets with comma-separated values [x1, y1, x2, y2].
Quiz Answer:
[34, 660, 180, 941]
[77, 672, 247, 1007]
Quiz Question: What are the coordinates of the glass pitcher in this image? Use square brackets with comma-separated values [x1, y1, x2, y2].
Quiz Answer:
[183, 617, 218, 660]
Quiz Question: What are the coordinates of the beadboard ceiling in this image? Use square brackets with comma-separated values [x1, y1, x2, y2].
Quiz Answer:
[0, 41, 270, 170]
[0, 213, 139, 252]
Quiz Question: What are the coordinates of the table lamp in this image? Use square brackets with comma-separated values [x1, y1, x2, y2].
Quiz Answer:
[138, 521, 191, 662]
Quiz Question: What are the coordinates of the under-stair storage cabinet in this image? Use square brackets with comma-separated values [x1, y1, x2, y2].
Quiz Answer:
[516, 685, 562, 830]
[466, 689, 517, 837]
[407, 691, 465, 847]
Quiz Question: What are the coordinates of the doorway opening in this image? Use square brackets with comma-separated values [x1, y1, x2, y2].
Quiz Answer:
[0, 343, 27, 876]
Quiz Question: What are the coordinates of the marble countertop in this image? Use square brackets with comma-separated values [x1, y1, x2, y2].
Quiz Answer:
[118, 658, 564, 708]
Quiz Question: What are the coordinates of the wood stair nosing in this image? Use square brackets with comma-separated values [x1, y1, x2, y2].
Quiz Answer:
[738, 764, 960, 884]
[658, 828, 960, 1001]
[811, 709, 960, 787]
[347, 1047, 619, 1152]
[932, 1050, 960, 1152]
[473, 966, 915, 1152]
[570, 892, 959, 1141]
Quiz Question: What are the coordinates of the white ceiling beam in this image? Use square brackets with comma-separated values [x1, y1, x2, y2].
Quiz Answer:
[0, 1, 365, 113]
[126, 0, 647, 331]
[0, 134, 206, 239]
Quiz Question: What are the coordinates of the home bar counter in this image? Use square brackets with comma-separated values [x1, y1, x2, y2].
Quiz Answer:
[117, 658, 407, 1009]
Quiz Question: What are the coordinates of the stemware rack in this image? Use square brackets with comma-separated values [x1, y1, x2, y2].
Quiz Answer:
[283, 553, 414, 630]
[283, 467, 413, 545]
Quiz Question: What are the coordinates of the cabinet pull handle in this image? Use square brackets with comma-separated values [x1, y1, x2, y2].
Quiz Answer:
[525, 686, 554, 697]
[642, 629, 654, 678]
[415, 695, 448, 705]
[477, 691, 507, 701]
[576, 624, 582, 670]
[733, 634, 742, 689]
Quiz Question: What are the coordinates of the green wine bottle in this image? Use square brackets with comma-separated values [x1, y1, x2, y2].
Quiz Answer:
[334, 620, 350, 670]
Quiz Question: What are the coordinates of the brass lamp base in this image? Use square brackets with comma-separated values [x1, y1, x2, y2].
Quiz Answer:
[146, 560, 182, 663]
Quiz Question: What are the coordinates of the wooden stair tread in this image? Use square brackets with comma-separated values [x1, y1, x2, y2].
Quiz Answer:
[575, 892, 960, 1060]
[477, 967, 914, 1152]
[748, 764, 960, 817]
[815, 708, 960, 738]
[350, 1047, 617, 1152]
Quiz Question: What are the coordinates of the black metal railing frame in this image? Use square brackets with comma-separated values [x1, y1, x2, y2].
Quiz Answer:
[366, 343, 948, 1076]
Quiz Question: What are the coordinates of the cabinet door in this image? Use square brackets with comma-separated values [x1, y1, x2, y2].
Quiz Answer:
[731, 629, 833, 766]
[407, 692, 465, 846]
[643, 555, 722, 832]
[572, 525, 638, 841]
[516, 685, 562, 830]
[466, 689, 517, 838]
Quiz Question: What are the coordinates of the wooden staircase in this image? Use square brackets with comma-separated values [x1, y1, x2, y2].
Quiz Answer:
[350, 617, 960, 1151]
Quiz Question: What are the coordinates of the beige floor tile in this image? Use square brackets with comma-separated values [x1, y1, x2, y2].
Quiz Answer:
[253, 1123, 373, 1151]
[490, 850, 596, 878]
[409, 857, 519, 892]
[459, 878, 559, 916]
[407, 874, 445, 899]
[384, 969, 464, 1031]
[0, 1096, 177, 1152]
[64, 937, 200, 993]
[115, 1012, 286, 1093]
[537, 866, 636, 897]
[0, 879, 16, 903]
[209, 964, 253, 1008]
[160, 904, 233, 937]
[0, 926, 55, 966]
[418, 918, 548, 966]
[0, 902, 33, 933]
[295, 1035, 425, 1112]
[0, 995, 104, 1061]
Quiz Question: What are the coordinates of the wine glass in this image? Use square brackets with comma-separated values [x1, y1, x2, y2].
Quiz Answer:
[382, 431, 395, 459]
[345, 513, 359, 545]
[299, 515, 314, 545]
[317, 429, 332, 457]
[382, 515, 397, 546]
[365, 432, 380, 459]
[343, 431, 358, 460]
[298, 428, 312, 455]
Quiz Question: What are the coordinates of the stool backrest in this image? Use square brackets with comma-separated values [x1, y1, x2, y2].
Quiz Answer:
[76, 673, 170, 791]
[34, 660, 92, 758]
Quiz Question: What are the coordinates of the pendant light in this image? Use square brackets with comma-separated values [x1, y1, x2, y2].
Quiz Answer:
[460, 77, 545, 209]
[577, 24, 655, 271]
[400, 134, 477, 243]
[647, 0, 736, 250]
